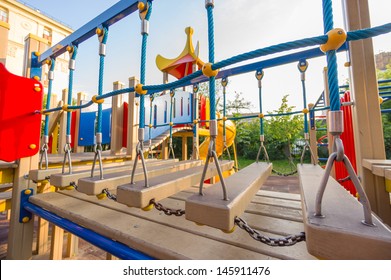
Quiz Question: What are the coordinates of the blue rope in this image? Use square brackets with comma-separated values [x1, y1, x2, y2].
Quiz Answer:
[322, 0, 334, 34]
[206, 5, 216, 120]
[259, 86, 264, 135]
[301, 79, 309, 133]
[43, 58, 55, 136]
[66, 45, 78, 136]
[139, 1, 153, 129]
[97, 27, 109, 134]
[322, 0, 340, 111]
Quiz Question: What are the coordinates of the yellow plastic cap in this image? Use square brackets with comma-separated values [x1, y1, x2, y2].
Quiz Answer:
[302, 108, 309, 114]
[62, 104, 72, 112]
[24, 189, 32, 195]
[29, 144, 37, 150]
[34, 86, 41, 92]
[202, 63, 219, 78]
[138, 1, 145, 12]
[22, 217, 30, 223]
[320, 28, 347, 53]
[34, 51, 40, 57]
[92, 95, 104, 104]
[193, 119, 199, 124]
[135, 84, 147, 95]
[66, 46, 73, 53]
[96, 28, 103, 36]
[33, 76, 40, 81]
[169, 122, 174, 127]
[379, 97, 384, 105]
[148, 123, 153, 128]
[142, 203, 154, 211]
[96, 193, 107, 200]
[259, 113, 264, 118]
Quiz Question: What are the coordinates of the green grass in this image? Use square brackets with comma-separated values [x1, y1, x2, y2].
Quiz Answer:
[237, 157, 311, 175]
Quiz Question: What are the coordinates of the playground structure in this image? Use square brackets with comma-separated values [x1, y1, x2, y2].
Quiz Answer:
[1, 0, 391, 260]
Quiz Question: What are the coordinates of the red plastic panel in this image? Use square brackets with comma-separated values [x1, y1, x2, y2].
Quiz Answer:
[122, 102, 128, 148]
[0, 64, 43, 162]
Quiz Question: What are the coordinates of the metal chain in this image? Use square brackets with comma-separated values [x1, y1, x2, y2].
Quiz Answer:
[272, 169, 298, 176]
[102, 188, 117, 201]
[234, 217, 305, 247]
[70, 182, 78, 190]
[150, 199, 185, 216]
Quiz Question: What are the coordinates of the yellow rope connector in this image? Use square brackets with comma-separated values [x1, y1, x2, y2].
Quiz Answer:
[92, 95, 104, 104]
[22, 217, 30, 223]
[223, 116, 228, 121]
[96, 193, 107, 200]
[379, 97, 384, 105]
[193, 119, 199, 124]
[135, 84, 147, 95]
[138, 1, 145, 12]
[148, 123, 153, 128]
[221, 225, 236, 234]
[320, 28, 347, 53]
[41, 109, 50, 116]
[202, 63, 219, 78]
[169, 122, 174, 127]
[258, 113, 264, 119]
[302, 108, 309, 114]
[45, 59, 51, 66]
[62, 104, 73, 112]
[141, 203, 154, 211]
[66, 45, 74, 53]
[344, 61, 351, 67]
[96, 28, 103, 36]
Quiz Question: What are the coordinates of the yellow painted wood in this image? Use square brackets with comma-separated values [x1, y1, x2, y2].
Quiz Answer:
[66, 233, 78, 258]
[298, 164, 391, 260]
[50, 225, 64, 260]
[186, 162, 272, 231]
[0, 199, 11, 212]
[36, 218, 49, 255]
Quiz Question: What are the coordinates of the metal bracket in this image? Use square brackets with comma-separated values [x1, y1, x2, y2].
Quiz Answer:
[19, 189, 34, 223]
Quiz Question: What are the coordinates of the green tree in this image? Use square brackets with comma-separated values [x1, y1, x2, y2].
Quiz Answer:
[226, 91, 252, 116]
[264, 94, 303, 159]
[378, 64, 391, 158]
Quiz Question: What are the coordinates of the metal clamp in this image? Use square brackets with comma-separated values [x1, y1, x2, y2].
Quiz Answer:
[314, 137, 375, 226]
[300, 139, 317, 165]
[130, 129, 149, 188]
[91, 143, 104, 180]
[256, 138, 270, 163]
[62, 143, 73, 174]
[198, 137, 228, 201]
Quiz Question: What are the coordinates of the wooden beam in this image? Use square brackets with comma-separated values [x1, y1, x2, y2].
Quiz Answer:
[111, 81, 125, 155]
[77, 159, 199, 195]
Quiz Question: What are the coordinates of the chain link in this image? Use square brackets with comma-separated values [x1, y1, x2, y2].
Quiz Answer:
[102, 188, 117, 201]
[70, 182, 78, 190]
[234, 217, 305, 247]
[150, 199, 185, 216]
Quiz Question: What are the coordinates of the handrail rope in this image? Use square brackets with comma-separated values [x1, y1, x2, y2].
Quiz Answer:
[148, 95, 154, 158]
[91, 26, 109, 180]
[255, 69, 269, 163]
[131, 0, 153, 188]
[199, 1, 228, 201]
[316, 0, 374, 226]
[40, 58, 56, 170]
[62, 44, 78, 174]
[221, 77, 231, 161]
[40, 22, 391, 115]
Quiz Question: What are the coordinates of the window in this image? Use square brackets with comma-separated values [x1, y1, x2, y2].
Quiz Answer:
[164, 101, 167, 123]
[173, 98, 176, 119]
[0, 7, 8, 23]
[43, 27, 52, 42]
[180, 97, 183, 116]
[153, 105, 157, 128]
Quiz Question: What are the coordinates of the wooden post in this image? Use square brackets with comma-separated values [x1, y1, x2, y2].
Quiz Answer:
[111, 81, 125, 155]
[0, 21, 10, 65]
[182, 136, 188, 160]
[7, 34, 47, 260]
[342, 0, 386, 218]
[65, 232, 78, 258]
[127, 77, 139, 160]
[35, 181, 52, 256]
[161, 139, 169, 160]
[73, 92, 87, 153]
[49, 225, 64, 260]
[58, 89, 68, 154]
[308, 103, 318, 164]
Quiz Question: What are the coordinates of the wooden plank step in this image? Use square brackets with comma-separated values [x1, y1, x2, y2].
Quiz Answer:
[117, 161, 234, 208]
[50, 159, 175, 188]
[298, 164, 391, 260]
[0, 161, 18, 169]
[185, 162, 272, 231]
[0, 191, 12, 200]
[0, 183, 13, 190]
[78, 160, 203, 195]
[29, 191, 276, 260]
[257, 190, 301, 201]
[58, 189, 314, 260]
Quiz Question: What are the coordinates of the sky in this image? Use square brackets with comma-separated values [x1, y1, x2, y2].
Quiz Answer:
[17, 0, 391, 113]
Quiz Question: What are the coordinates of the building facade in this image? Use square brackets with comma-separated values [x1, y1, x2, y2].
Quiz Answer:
[0, 0, 72, 92]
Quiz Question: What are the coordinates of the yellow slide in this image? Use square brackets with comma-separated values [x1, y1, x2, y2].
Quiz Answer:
[198, 117, 236, 160]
